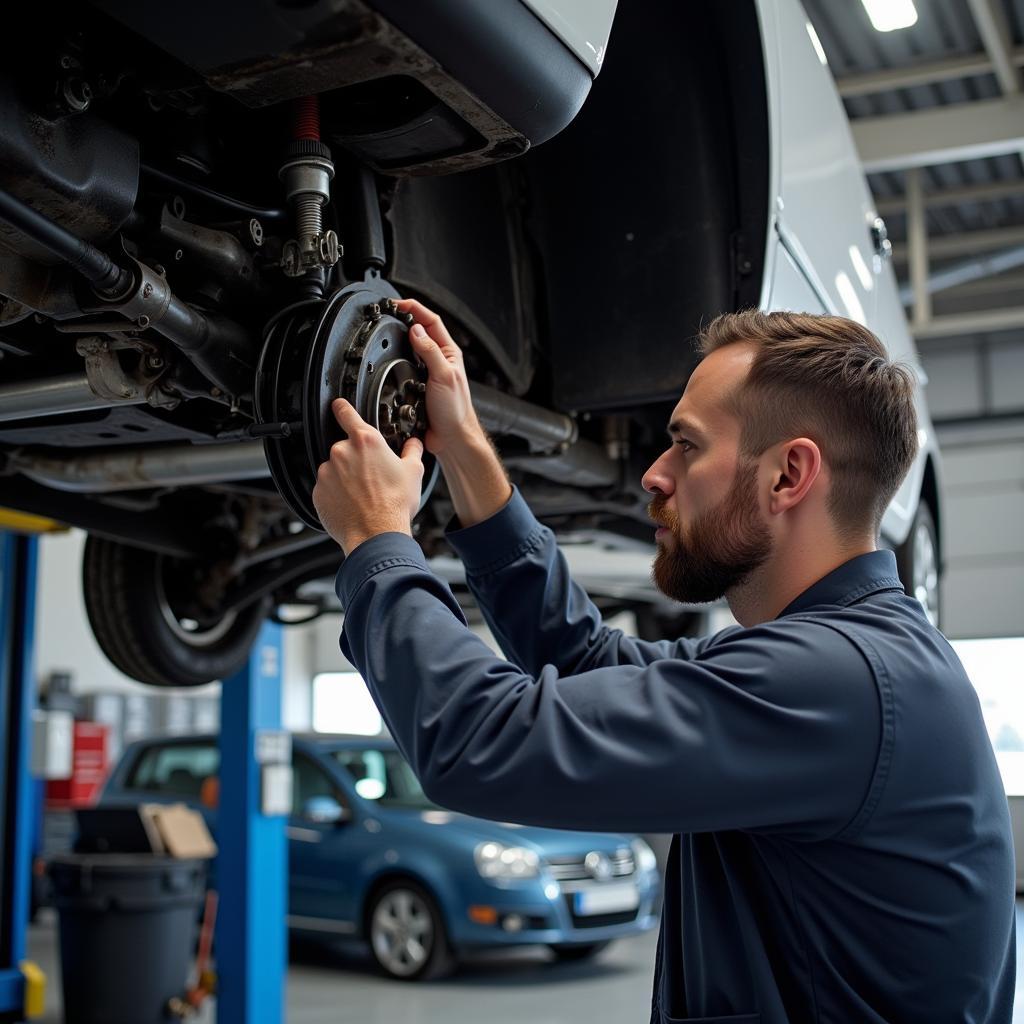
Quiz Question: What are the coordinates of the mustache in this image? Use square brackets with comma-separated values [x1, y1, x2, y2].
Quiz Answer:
[647, 497, 679, 530]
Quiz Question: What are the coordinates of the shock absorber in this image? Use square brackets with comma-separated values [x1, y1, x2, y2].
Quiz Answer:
[279, 96, 342, 281]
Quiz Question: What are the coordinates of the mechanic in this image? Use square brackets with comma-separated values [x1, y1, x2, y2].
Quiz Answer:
[311, 300, 1015, 1023]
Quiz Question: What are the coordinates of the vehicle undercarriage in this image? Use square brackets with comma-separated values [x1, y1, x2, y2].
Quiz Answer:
[0, 2, 770, 685]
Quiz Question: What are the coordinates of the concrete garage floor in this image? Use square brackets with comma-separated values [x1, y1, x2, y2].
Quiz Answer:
[27, 910, 658, 1023]
[26, 903, 1024, 1022]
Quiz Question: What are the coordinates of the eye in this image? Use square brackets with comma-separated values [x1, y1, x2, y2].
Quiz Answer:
[673, 438, 695, 453]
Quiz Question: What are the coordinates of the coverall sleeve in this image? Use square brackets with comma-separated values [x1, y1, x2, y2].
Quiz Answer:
[336, 533, 882, 839]
[444, 487, 724, 673]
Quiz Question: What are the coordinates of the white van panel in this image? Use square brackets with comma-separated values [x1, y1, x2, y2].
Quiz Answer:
[519, 0, 617, 76]
[754, 0, 937, 546]
[769, 242, 826, 314]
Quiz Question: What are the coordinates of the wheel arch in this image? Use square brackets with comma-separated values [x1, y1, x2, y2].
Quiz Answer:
[920, 454, 944, 575]
[359, 868, 457, 942]
[522, 2, 772, 413]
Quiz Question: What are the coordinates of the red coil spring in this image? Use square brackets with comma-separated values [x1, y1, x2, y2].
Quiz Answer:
[292, 96, 320, 141]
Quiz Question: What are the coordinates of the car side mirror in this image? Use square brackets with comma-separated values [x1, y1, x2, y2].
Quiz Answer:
[301, 796, 350, 825]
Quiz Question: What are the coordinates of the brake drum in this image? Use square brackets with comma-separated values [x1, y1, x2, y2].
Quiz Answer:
[255, 285, 438, 530]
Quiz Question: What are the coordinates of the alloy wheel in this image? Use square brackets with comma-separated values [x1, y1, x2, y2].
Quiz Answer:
[370, 888, 436, 978]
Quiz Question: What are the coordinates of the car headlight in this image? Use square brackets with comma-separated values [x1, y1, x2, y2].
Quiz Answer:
[631, 838, 659, 874]
[474, 841, 540, 880]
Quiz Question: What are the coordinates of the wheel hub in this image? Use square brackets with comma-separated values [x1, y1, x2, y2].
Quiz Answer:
[255, 285, 437, 530]
[372, 890, 433, 976]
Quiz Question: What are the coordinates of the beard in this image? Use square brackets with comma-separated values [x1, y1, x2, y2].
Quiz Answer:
[649, 460, 772, 604]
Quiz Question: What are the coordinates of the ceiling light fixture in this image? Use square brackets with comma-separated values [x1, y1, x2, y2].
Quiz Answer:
[860, 0, 918, 32]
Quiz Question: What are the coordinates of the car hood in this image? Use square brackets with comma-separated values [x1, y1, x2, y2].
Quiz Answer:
[373, 805, 634, 856]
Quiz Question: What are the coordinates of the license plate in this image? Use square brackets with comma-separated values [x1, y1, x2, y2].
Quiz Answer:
[574, 883, 639, 916]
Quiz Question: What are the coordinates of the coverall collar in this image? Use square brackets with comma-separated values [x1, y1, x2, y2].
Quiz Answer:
[778, 549, 905, 618]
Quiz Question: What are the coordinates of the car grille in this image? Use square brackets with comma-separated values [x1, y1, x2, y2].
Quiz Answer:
[544, 848, 635, 882]
[562, 899, 639, 929]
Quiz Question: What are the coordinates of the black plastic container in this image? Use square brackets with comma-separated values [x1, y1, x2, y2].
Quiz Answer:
[49, 855, 205, 1024]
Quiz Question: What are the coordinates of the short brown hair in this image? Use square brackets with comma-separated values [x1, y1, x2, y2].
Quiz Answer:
[698, 310, 918, 537]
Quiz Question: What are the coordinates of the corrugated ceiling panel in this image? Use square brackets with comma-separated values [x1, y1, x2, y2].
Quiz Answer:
[802, 0, 1024, 247]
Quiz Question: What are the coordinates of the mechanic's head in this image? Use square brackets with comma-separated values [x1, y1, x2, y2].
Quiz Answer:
[642, 310, 918, 607]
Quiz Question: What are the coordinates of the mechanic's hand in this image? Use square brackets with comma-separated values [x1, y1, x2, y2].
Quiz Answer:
[312, 398, 425, 555]
[395, 298, 482, 455]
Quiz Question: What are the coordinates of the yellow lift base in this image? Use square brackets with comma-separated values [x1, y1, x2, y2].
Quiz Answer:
[20, 959, 46, 1018]
[0, 509, 65, 535]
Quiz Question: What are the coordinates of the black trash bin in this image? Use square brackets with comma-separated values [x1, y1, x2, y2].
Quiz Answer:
[49, 854, 206, 1024]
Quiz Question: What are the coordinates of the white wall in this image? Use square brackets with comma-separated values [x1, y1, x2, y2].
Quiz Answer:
[312, 613, 349, 676]
[919, 333, 1024, 640]
[921, 334, 1024, 422]
[308, 609, 503, 680]
[35, 530, 175, 695]
[931, 421, 1024, 639]
[281, 617, 315, 731]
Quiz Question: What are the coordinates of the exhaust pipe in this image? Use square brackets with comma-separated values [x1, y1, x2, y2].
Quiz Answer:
[470, 382, 577, 449]
[470, 382, 618, 488]
[0, 373, 147, 423]
[9, 441, 269, 493]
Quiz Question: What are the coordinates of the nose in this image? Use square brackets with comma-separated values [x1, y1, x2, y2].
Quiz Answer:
[641, 448, 674, 496]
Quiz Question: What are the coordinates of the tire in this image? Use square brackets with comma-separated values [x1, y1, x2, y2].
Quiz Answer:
[548, 941, 611, 962]
[82, 535, 269, 688]
[894, 501, 940, 629]
[366, 880, 454, 981]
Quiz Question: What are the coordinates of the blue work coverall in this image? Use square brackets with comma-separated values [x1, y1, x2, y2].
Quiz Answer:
[336, 489, 1015, 1022]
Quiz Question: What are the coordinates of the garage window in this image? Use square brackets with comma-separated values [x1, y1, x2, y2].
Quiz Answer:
[952, 637, 1024, 796]
[312, 672, 382, 736]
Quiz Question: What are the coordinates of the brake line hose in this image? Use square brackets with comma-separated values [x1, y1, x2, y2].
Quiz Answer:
[0, 184, 131, 295]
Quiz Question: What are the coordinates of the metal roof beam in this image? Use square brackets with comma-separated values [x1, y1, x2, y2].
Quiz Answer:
[965, 0, 1024, 170]
[965, 0, 1022, 95]
[898, 245, 1024, 304]
[875, 179, 1024, 216]
[891, 225, 1024, 261]
[853, 96, 1024, 171]
[836, 52, 1011, 97]
[927, 270, 1024, 299]
[911, 307, 1024, 339]
[906, 169, 931, 325]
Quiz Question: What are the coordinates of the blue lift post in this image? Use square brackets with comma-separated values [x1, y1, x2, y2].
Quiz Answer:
[0, 532, 43, 1022]
[216, 620, 289, 1024]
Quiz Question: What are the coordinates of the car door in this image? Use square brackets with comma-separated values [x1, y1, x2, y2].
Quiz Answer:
[287, 751, 358, 933]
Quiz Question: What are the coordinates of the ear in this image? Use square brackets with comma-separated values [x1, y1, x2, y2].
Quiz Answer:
[766, 438, 822, 516]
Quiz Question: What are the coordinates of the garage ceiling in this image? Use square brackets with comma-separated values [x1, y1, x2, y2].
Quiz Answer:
[804, 0, 1024, 349]
[800, 1, 1024, 637]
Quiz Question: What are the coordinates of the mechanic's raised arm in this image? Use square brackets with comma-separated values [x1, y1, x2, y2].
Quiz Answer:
[449, 491, 721, 674]
[399, 298, 713, 674]
[336, 541, 880, 836]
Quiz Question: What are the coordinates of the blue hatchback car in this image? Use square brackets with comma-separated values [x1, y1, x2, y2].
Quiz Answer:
[100, 733, 660, 979]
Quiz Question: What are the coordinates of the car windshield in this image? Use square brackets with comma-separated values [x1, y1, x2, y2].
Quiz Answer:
[125, 742, 220, 798]
[330, 748, 437, 810]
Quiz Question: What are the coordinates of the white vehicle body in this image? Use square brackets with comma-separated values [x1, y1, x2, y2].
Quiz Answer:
[521, 0, 618, 75]
[755, 0, 939, 548]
